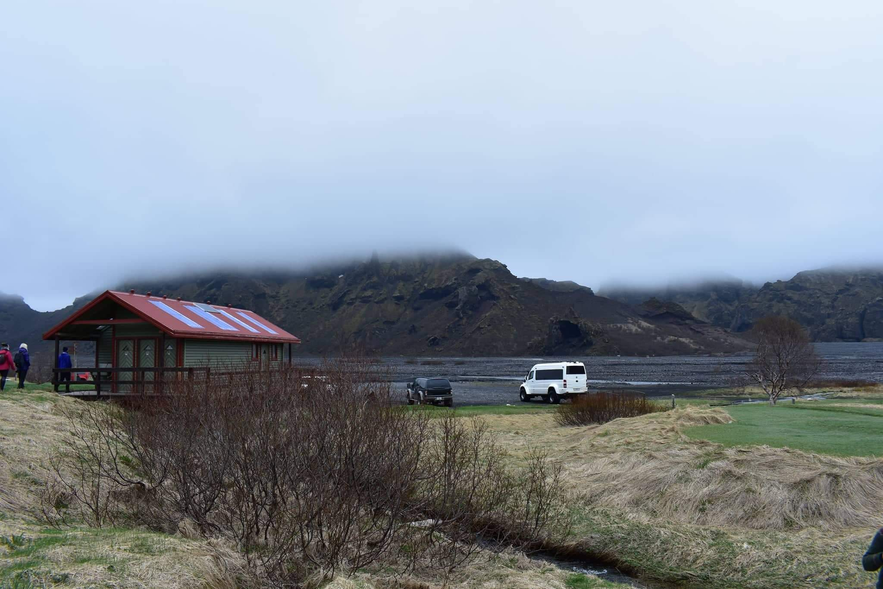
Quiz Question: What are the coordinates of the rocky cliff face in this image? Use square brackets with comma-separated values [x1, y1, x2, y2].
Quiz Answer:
[604, 268, 883, 342]
[0, 293, 92, 362]
[748, 270, 883, 341]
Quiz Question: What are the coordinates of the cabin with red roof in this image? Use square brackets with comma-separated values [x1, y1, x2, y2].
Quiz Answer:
[42, 290, 301, 396]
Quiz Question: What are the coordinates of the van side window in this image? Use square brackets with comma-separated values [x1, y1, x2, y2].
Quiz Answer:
[536, 369, 564, 380]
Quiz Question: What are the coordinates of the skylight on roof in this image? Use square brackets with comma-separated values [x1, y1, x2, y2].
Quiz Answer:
[150, 300, 204, 329]
[217, 309, 260, 333]
[236, 312, 279, 335]
[195, 302, 222, 313]
[186, 305, 238, 331]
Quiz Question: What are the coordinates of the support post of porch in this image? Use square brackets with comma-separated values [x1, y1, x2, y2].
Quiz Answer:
[158, 333, 165, 395]
[53, 336, 60, 392]
[288, 343, 292, 366]
[94, 338, 100, 396]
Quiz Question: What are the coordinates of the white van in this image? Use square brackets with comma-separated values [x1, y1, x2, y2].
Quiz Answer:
[519, 361, 588, 404]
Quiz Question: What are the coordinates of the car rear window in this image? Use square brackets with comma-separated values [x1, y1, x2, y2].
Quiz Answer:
[427, 378, 451, 388]
[566, 366, 586, 375]
[536, 369, 564, 380]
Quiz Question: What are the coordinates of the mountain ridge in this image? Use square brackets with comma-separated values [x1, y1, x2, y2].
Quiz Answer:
[602, 267, 883, 341]
[2, 255, 747, 361]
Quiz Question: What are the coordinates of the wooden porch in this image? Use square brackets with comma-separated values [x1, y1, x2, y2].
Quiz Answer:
[52, 366, 211, 398]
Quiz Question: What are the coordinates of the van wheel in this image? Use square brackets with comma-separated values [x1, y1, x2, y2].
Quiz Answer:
[548, 389, 560, 404]
[519, 388, 529, 403]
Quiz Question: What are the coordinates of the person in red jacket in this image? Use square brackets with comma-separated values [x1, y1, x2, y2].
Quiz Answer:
[0, 343, 14, 391]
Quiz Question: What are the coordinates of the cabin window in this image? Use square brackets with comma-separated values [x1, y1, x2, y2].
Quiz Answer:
[271, 345, 279, 361]
[251, 343, 259, 361]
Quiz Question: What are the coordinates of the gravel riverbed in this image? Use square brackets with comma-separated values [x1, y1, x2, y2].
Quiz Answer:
[295, 342, 883, 406]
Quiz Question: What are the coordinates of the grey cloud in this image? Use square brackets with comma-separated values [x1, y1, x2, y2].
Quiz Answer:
[2, 0, 883, 310]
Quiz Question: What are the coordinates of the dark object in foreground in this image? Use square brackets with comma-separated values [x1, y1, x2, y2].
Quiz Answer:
[864, 528, 883, 589]
[407, 377, 454, 407]
[555, 391, 665, 426]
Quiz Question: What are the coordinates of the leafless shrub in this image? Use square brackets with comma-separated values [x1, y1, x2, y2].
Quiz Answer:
[38, 478, 73, 527]
[43, 402, 136, 527]
[47, 359, 569, 587]
[26, 353, 54, 384]
[555, 391, 665, 426]
[746, 316, 822, 405]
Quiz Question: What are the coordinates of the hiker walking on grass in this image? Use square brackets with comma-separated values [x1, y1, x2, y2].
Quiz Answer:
[864, 528, 883, 588]
[55, 346, 72, 393]
[13, 343, 30, 389]
[0, 343, 14, 391]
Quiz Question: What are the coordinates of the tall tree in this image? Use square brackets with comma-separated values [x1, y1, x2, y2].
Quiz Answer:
[747, 316, 820, 405]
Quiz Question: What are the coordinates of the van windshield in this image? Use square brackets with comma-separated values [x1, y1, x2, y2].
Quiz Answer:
[566, 366, 586, 375]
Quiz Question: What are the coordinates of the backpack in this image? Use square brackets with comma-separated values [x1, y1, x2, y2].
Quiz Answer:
[13, 351, 22, 370]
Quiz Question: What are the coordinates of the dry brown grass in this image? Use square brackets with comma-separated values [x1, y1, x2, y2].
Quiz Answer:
[0, 389, 621, 589]
[0, 392, 250, 588]
[328, 547, 611, 589]
[831, 384, 883, 399]
[477, 405, 883, 587]
[484, 406, 883, 531]
[0, 394, 77, 514]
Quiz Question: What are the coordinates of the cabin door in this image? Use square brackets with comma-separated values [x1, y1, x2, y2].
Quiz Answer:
[116, 339, 135, 394]
[139, 339, 157, 395]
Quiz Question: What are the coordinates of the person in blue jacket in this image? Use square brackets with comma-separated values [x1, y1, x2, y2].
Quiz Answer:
[864, 528, 883, 588]
[55, 347, 73, 393]
[13, 343, 30, 389]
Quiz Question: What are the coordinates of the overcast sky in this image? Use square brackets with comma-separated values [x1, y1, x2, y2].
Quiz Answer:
[3, 1, 883, 311]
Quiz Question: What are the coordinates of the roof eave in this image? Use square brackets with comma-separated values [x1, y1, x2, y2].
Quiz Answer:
[170, 332, 301, 344]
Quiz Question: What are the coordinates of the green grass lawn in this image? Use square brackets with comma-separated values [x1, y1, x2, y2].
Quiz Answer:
[684, 401, 883, 457]
[403, 403, 558, 416]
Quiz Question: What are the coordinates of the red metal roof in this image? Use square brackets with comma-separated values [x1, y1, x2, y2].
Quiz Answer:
[43, 290, 301, 344]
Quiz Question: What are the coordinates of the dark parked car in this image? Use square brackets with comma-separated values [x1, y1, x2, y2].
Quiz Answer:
[406, 377, 453, 407]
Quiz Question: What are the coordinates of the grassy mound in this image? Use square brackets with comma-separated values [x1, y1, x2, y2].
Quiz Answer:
[480, 403, 883, 587]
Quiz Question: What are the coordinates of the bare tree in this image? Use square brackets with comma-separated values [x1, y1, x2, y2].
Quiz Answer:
[747, 316, 821, 405]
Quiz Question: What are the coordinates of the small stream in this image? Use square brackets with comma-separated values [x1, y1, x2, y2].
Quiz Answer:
[474, 534, 676, 589]
[528, 551, 648, 587]
[522, 545, 680, 589]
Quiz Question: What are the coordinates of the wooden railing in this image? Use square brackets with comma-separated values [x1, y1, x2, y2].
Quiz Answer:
[52, 367, 211, 397]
